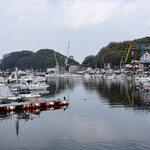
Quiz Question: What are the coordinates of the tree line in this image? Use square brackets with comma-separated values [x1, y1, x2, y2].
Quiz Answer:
[0, 49, 80, 71]
[82, 37, 150, 69]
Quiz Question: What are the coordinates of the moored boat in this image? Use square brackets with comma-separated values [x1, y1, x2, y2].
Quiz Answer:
[17, 88, 41, 101]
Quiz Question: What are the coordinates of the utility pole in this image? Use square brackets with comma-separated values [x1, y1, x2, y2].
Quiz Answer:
[133, 44, 135, 75]
[142, 43, 144, 75]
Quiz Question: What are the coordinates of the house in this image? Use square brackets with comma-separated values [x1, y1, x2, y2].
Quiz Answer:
[140, 52, 150, 63]
[69, 56, 74, 60]
[139, 52, 150, 70]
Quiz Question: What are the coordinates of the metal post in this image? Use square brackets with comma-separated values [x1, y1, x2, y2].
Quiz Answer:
[132, 45, 135, 83]
[145, 45, 147, 63]
[142, 43, 144, 63]
[133, 45, 135, 75]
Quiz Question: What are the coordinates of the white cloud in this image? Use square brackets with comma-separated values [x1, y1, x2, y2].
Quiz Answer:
[146, 19, 150, 27]
[19, 15, 32, 22]
[49, 0, 150, 29]
[1, 0, 150, 29]
[0, 0, 150, 62]
[53, 0, 121, 29]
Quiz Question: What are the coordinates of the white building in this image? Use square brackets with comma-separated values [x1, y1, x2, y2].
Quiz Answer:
[139, 52, 150, 70]
[46, 68, 59, 73]
[69, 65, 80, 73]
[140, 52, 150, 63]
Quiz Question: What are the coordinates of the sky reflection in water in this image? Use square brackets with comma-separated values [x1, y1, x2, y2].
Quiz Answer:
[0, 77, 150, 150]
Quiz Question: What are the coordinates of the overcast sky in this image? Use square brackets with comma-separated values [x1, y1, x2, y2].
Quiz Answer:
[0, 0, 150, 63]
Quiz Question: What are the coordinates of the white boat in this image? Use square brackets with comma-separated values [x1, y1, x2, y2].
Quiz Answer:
[27, 83, 49, 91]
[10, 83, 49, 91]
[7, 96, 21, 101]
[20, 94, 41, 101]
[138, 81, 150, 89]
[17, 89, 41, 101]
[0, 97, 5, 102]
[135, 76, 150, 83]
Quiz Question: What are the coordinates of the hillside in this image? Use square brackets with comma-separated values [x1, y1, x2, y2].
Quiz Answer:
[0, 49, 80, 71]
[82, 37, 150, 69]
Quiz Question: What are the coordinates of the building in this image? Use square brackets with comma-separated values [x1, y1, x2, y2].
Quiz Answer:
[140, 52, 150, 63]
[69, 65, 80, 73]
[46, 68, 59, 73]
[139, 52, 150, 70]
[69, 56, 74, 60]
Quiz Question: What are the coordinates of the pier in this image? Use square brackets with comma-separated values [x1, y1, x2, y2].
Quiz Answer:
[0, 99, 69, 111]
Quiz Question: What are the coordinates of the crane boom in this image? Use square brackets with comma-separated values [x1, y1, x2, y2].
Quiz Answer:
[65, 41, 70, 66]
[54, 50, 59, 70]
[125, 44, 132, 63]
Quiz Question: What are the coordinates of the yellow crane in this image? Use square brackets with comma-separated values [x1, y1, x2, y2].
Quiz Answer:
[124, 43, 132, 63]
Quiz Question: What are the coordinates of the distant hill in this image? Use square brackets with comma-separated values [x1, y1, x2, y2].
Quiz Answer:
[0, 49, 80, 71]
[82, 37, 150, 69]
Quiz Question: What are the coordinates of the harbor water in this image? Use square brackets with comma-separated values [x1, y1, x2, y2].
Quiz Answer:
[0, 77, 150, 150]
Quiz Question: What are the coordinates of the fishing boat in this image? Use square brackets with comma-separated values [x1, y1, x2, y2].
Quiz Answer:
[27, 83, 49, 91]
[17, 88, 41, 101]
[10, 82, 49, 92]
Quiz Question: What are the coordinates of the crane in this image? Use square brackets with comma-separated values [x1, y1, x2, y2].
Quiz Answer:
[124, 43, 132, 63]
[54, 50, 59, 72]
[65, 41, 70, 67]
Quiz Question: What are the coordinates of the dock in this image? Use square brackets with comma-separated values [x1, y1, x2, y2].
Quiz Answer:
[0, 99, 69, 111]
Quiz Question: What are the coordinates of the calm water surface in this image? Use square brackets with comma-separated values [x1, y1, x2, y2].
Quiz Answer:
[0, 77, 150, 150]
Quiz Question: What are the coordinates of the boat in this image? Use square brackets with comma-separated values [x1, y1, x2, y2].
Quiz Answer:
[7, 96, 21, 101]
[0, 97, 5, 103]
[10, 82, 49, 92]
[138, 81, 150, 89]
[27, 83, 49, 91]
[135, 76, 150, 83]
[17, 88, 41, 101]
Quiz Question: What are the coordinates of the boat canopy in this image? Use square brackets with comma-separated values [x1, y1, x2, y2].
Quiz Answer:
[19, 89, 30, 94]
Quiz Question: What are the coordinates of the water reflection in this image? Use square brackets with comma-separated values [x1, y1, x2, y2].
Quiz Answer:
[45, 77, 78, 97]
[0, 105, 69, 138]
[1, 77, 150, 150]
[138, 89, 150, 111]
[82, 78, 150, 112]
[45, 77, 150, 112]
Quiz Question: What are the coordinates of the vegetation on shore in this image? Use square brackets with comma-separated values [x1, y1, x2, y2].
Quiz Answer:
[1, 37, 150, 71]
[82, 37, 150, 69]
[0, 49, 80, 71]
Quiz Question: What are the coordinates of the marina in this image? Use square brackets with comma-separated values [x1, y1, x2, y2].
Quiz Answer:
[0, 76, 150, 150]
[1, 0, 150, 149]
